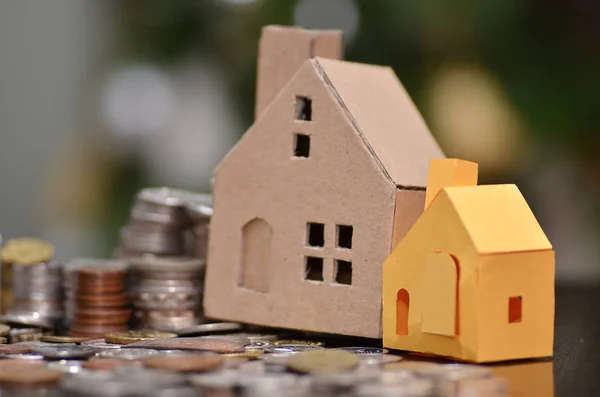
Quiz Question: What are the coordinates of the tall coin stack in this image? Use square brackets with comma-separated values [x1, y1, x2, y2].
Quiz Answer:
[11, 261, 63, 327]
[129, 256, 205, 331]
[185, 193, 213, 261]
[117, 187, 194, 257]
[70, 266, 131, 337]
[62, 258, 128, 329]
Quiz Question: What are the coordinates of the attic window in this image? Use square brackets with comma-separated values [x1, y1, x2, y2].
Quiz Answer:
[294, 134, 311, 158]
[509, 296, 522, 323]
[295, 96, 312, 121]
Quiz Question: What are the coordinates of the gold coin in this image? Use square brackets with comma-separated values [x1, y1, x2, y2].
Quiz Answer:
[222, 349, 265, 360]
[40, 335, 95, 344]
[288, 350, 360, 374]
[144, 355, 224, 373]
[274, 339, 324, 347]
[1, 238, 54, 265]
[105, 330, 178, 345]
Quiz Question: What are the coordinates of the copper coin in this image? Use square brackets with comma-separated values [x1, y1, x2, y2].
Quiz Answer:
[70, 323, 128, 337]
[0, 344, 33, 354]
[0, 359, 44, 370]
[0, 368, 65, 386]
[75, 294, 128, 306]
[78, 266, 125, 278]
[40, 335, 95, 344]
[144, 354, 223, 373]
[105, 331, 178, 345]
[75, 308, 131, 321]
[75, 284, 125, 294]
[123, 336, 246, 354]
[73, 317, 130, 327]
[82, 357, 128, 371]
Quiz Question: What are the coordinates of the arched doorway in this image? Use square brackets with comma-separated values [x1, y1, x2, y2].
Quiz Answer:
[396, 289, 410, 335]
[240, 218, 272, 292]
[422, 252, 460, 336]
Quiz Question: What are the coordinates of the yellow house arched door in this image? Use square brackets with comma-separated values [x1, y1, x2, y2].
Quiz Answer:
[422, 252, 460, 336]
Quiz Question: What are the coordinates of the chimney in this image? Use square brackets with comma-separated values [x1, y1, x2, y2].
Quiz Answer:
[424, 159, 479, 210]
[255, 25, 344, 119]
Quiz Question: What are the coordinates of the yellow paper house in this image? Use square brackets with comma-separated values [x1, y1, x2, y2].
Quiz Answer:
[383, 159, 555, 363]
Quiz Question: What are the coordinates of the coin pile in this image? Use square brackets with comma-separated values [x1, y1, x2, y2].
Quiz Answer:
[9, 261, 63, 326]
[185, 193, 213, 260]
[117, 187, 196, 257]
[62, 258, 128, 329]
[129, 256, 205, 331]
[0, 238, 55, 315]
[70, 266, 131, 337]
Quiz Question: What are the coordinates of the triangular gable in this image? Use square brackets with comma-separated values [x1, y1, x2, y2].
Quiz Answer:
[315, 58, 445, 188]
[441, 184, 552, 254]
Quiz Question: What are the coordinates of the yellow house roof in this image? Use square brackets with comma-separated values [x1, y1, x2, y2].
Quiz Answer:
[441, 184, 552, 254]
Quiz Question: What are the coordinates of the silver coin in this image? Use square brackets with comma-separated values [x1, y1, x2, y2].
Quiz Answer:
[98, 348, 160, 360]
[177, 322, 242, 336]
[16, 341, 76, 347]
[81, 339, 122, 349]
[137, 187, 194, 207]
[1, 310, 54, 329]
[416, 363, 493, 382]
[333, 347, 386, 355]
[245, 340, 273, 350]
[34, 345, 96, 359]
[0, 353, 44, 360]
[185, 193, 213, 219]
[267, 345, 324, 353]
[46, 359, 85, 374]
[355, 379, 434, 397]
[113, 366, 186, 387]
[189, 370, 240, 389]
[149, 386, 200, 397]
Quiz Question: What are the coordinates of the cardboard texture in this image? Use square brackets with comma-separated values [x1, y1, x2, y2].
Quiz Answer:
[205, 26, 444, 338]
[255, 26, 343, 119]
[383, 159, 555, 362]
[391, 189, 426, 250]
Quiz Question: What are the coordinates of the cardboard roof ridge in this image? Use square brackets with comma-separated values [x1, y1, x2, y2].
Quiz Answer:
[313, 57, 445, 188]
[438, 184, 553, 254]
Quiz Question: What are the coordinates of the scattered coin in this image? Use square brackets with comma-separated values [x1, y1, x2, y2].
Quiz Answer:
[1, 238, 54, 265]
[98, 348, 160, 361]
[333, 347, 388, 355]
[0, 337, 6, 344]
[80, 338, 122, 349]
[222, 348, 265, 359]
[0, 368, 65, 387]
[287, 349, 360, 374]
[230, 332, 278, 343]
[144, 354, 224, 373]
[0, 353, 44, 360]
[0, 343, 33, 354]
[177, 322, 242, 336]
[40, 335, 95, 344]
[360, 353, 403, 365]
[46, 360, 85, 374]
[1, 311, 54, 329]
[268, 345, 324, 353]
[105, 330, 178, 345]
[82, 357, 129, 371]
[383, 361, 441, 372]
[0, 358, 45, 370]
[274, 339, 324, 347]
[245, 340, 273, 349]
[189, 370, 240, 390]
[0, 324, 10, 336]
[416, 363, 493, 382]
[123, 336, 246, 353]
[33, 345, 96, 360]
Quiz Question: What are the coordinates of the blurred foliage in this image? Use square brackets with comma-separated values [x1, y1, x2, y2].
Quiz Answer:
[112, 0, 600, 153]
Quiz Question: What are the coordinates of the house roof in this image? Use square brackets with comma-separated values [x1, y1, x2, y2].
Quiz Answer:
[440, 184, 552, 254]
[313, 58, 445, 189]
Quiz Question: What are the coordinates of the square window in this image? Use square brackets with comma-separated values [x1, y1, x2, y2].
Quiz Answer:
[336, 225, 353, 249]
[334, 260, 352, 285]
[295, 96, 312, 121]
[508, 296, 522, 323]
[305, 256, 323, 281]
[307, 222, 324, 247]
[294, 134, 311, 158]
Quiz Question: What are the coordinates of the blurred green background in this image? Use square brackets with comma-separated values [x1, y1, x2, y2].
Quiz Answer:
[0, 0, 598, 283]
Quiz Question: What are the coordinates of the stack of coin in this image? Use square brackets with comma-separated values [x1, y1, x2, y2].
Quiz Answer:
[117, 187, 195, 257]
[70, 266, 131, 337]
[129, 256, 205, 331]
[62, 258, 128, 329]
[185, 193, 213, 261]
[0, 238, 54, 315]
[10, 261, 63, 326]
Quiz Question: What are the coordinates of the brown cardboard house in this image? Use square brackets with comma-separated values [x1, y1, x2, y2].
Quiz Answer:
[204, 26, 445, 338]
